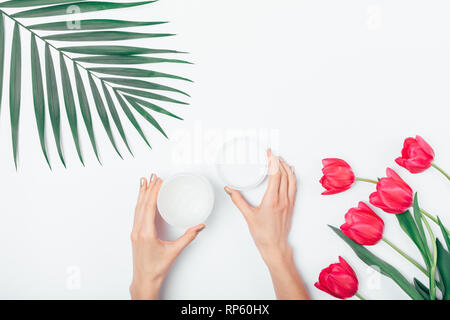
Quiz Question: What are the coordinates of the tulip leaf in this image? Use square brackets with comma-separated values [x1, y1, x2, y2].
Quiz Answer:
[436, 239, 450, 300]
[330, 225, 423, 300]
[437, 217, 450, 250]
[396, 210, 431, 270]
[412, 194, 427, 245]
[413, 278, 430, 300]
[29, 19, 166, 31]
[30, 35, 51, 168]
[10, 23, 21, 169]
[89, 67, 192, 82]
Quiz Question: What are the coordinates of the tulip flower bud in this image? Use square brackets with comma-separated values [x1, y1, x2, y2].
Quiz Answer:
[369, 168, 413, 214]
[320, 159, 355, 195]
[395, 135, 434, 174]
[315, 257, 359, 299]
[340, 202, 384, 245]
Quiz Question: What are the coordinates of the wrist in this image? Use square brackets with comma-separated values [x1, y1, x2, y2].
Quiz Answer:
[257, 242, 294, 270]
[130, 275, 163, 300]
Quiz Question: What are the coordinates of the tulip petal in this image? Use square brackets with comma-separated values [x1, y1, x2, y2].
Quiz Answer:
[416, 135, 434, 158]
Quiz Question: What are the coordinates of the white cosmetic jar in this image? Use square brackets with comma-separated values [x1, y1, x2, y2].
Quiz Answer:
[157, 173, 215, 228]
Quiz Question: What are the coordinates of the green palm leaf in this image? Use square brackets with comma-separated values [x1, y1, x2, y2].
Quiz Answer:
[60, 53, 84, 165]
[87, 73, 122, 158]
[114, 90, 151, 148]
[43, 31, 174, 42]
[73, 63, 101, 164]
[12, 1, 155, 18]
[45, 44, 66, 167]
[101, 82, 132, 155]
[102, 78, 189, 97]
[0, 0, 87, 8]
[29, 19, 167, 31]
[116, 87, 189, 105]
[10, 22, 21, 169]
[74, 55, 189, 65]
[0, 0, 190, 168]
[124, 95, 182, 120]
[31, 35, 51, 168]
[127, 97, 167, 138]
[89, 67, 192, 82]
[0, 13, 5, 113]
[60, 46, 184, 55]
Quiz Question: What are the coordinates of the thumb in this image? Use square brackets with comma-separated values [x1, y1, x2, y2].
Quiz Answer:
[172, 224, 205, 253]
[224, 186, 254, 218]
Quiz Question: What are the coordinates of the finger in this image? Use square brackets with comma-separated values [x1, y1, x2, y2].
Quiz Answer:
[137, 177, 148, 204]
[133, 178, 148, 228]
[172, 224, 205, 253]
[224, 186, 254, 219]
[143, 174, 157, 203]
[263, 149, 281, 201]
[147, 173, 157, 191]
[287, 165, 297, 204]
[279, 159, 289, 200]
[141, 178, 163, 232]
[149, 178, 163, 208]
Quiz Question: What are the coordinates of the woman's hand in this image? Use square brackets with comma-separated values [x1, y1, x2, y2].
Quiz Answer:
[130, 174, 205, 300]
[224, 150, 309, 300]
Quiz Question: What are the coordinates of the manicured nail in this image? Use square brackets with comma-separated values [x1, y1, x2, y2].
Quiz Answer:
[140, 178, 145, 187]
[224, 186, 232, 195]
[197, 225, 206, 233]
[150, 173, 154, 182]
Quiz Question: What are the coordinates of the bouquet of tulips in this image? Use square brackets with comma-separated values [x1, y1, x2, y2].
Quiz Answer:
[315, 136, 450, 300]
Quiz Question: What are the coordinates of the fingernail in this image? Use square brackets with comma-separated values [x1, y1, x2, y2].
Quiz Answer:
[224, 186, 232, 195]
[140, 178, 145, 187]
[291, 166, 295, 173]
[197, 225, 206, 233]
[150, 173, 154, 182]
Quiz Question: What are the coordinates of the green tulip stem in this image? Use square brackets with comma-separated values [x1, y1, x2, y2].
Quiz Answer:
[431, 163, 450, 181]
[355, 292, 365, 300]
[420, 208, 450, 236]
[382, 237, 428, 275]
[355, 177, 378, 184]
[421, 216, 437, 300]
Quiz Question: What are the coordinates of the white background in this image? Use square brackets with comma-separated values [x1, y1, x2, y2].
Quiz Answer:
[0, 0, 449, 300]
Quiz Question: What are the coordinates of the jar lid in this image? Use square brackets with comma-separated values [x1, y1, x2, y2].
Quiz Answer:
[216, 136, 268, 190]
